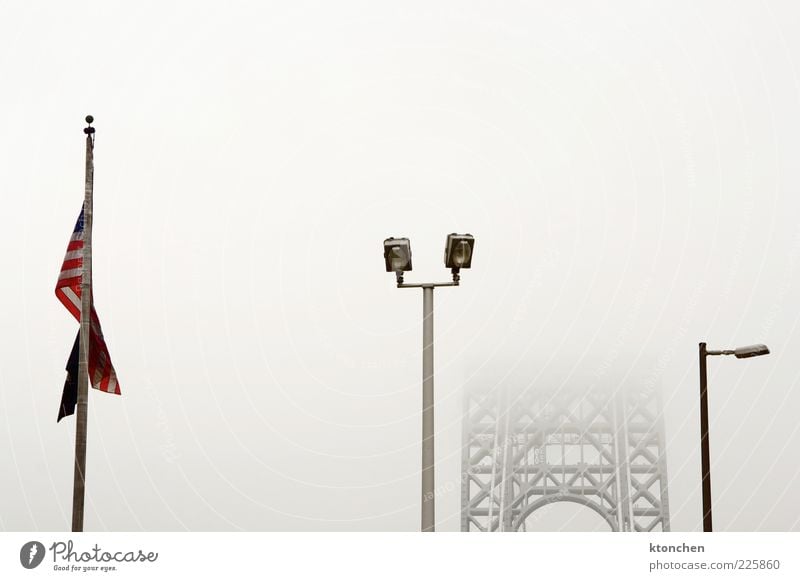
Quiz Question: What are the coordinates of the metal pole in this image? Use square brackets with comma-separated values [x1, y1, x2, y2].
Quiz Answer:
[421, 286, 435, 532]
[72, 118, 94, 532]
[699, 342, 712, 532]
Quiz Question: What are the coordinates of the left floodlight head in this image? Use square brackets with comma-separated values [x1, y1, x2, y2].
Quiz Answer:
[384, 237, 412, 273]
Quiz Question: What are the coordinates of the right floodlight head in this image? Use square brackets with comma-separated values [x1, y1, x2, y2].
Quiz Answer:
[444, 233, 475, 271]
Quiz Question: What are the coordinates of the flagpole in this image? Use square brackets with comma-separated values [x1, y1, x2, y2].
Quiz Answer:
[72, 115, 95, 532]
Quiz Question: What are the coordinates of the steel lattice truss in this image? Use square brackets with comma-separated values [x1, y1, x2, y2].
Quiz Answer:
[461, 387, 670, 532]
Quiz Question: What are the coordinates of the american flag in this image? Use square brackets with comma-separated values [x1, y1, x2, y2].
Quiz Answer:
[55, 208, 121, 395]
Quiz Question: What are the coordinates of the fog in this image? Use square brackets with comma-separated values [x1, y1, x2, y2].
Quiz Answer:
[2, 1, 800, 531]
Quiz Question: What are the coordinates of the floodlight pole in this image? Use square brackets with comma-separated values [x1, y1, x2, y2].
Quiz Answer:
[398, 279, 458, 532]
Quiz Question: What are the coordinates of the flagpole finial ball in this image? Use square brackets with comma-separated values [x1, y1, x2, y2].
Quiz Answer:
[85, 115, 94, 124]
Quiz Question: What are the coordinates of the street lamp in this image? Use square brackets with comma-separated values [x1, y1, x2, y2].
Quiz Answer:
[383, 233, 475, 532]
[698, 342, 770, 532]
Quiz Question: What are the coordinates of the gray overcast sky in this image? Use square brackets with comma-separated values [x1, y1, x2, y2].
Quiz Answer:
[2, 0, 800, 531]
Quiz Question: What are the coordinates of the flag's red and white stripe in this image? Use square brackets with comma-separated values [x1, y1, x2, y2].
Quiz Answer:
[55, 209, 121, 395]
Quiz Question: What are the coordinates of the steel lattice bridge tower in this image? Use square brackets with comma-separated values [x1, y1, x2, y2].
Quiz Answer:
[461, 387, 670, 532]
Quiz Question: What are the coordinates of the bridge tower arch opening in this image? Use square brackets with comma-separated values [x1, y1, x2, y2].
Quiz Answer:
[461, 387, 670, 532]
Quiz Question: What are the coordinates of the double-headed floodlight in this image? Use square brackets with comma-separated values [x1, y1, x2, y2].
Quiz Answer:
[382, 233, 476, 532]
[698, 341, 770, 532]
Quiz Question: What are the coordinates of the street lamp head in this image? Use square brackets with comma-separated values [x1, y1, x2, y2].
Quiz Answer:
[444, 233, 474, 270]
[383, 237, 412, 274]
[733, 344, 770, 359]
